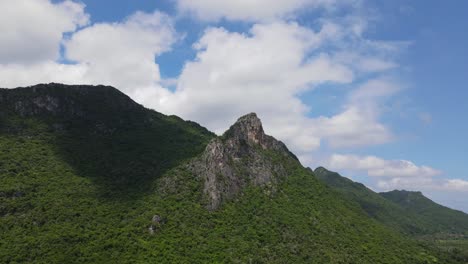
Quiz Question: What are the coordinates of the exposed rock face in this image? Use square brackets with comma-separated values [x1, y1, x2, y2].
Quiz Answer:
[149, 215, 164, 235]
[223, 113, 297, 154]
[0, 83, 148, 136]
[191, 113, 298, 210]
[152, 215, 162, 224]
[0, 83, 142, 118]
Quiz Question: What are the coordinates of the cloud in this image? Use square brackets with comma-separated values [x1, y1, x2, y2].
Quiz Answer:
[0, 62, 88, 88]
[376, 177, 468, 193]
[441, 179, 468, 192]
[0, 0, 406, 160]
[349, 78, 401, 103]
[64, 10, 177, 91]
[176, 0, 351, 22]
[308, 78, 400, 148]
[0, 7, 177, 93]
[333, 52, 398, 73]
[376, 176, 434, 190]
[0, 0, 89, 64]
[141, 18, 405, 155]
[328, 154, 441, 178]
[144, 21, 356, 153]
[0, 3, 404, 158]
[311, 107, 392, 148]
[327, 154, 468, 193]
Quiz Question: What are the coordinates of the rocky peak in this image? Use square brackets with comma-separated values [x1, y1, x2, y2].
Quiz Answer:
[314, 166, 329, 174]
[222, 113, 298, 156]
[190, 113, 299, 210]
[224, 113, 265, 146]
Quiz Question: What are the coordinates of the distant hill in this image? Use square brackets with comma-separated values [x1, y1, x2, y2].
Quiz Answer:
[314, 167, 429, 234]
[0, 83, 462, 263]
[314, 167, 468, 262]
[381, 190, 468, 235]
[315, 167, 468, 235]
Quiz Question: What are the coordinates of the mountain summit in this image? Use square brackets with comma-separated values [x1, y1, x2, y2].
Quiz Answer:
[225, 113, 266, 145]
[191, 113, 298, 210]
[0, 83, 141, 118]
[223, 113, 294, 153]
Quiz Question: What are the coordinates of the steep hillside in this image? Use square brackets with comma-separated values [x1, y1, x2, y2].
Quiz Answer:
[381, 190, 468, 262]
[315, 167, 468, 262]
[314, 167, 432, 235]
[381, 190, 468, 235]
[0, 83, 215, 194]
[0, 84, 460, 263]
[315, 167, 468, 235]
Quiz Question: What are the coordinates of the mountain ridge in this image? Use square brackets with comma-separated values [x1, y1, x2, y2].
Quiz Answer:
[314, 167, 468, 235]
[0, 83, 141, 118]
[0, 83, 464, 263]
[314, 166, 468, 262]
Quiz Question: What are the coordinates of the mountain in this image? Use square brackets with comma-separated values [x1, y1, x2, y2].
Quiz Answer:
[190, 112, 299, 210]
[0, 83, 215, 193]
[314, 167, 468, 235]
[314, 167, 431, 235]
[0, 83, 461, 263]
[314, 167, 468, 262]
[380, 190, 468, 235]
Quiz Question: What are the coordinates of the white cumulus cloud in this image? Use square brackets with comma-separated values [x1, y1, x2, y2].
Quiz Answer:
[144, 21, 357, 153]
[176, 0, 351, 22]
[327, 154, 468, 193]
[0, 0, 407, 160]
[0, 0, 89, 64]
[64, 10, 177, 91]
[136, 16, 406, 156]
[0, 5, 177, 94]
[328, 154, 441, 178]
[308, 78, 400, 148]
[441, 179, 468, 192]
[376, 177, 468, 193]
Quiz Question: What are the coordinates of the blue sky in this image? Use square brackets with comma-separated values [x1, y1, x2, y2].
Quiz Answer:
[2, 0, 468, 212]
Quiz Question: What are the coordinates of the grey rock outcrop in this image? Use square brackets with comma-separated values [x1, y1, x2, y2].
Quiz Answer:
[149, 214, 164, 235]
[0, 83, 142, 118]
[190, 113, 298, 210]
[0, 83, 147, 135]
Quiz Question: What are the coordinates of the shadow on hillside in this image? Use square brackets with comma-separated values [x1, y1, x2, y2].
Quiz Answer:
[52, 112, 213, 201]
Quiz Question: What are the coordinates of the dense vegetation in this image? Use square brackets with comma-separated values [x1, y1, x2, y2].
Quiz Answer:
[380, 190, 468, 235]
[314, 167, 468, 262]
[0, 84, 465, 263]
[314, 167, 431, 234]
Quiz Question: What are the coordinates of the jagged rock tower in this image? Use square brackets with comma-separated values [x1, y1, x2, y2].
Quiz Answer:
[190, 113, 299, 210]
